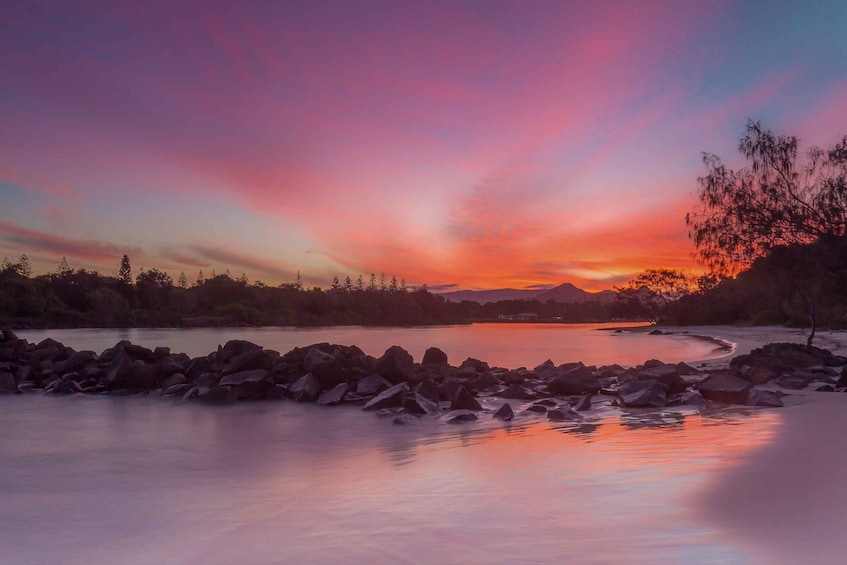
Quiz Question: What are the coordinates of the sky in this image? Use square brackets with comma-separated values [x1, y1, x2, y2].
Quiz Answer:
[1, 0, 845, 291]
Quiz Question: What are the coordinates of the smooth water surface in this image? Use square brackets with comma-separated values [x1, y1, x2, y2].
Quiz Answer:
[17, 323, 728, 368]
[0, 395, 779, 565]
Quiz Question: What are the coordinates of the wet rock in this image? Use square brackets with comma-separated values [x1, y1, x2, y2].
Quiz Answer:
[204, 386, 235, 405]
[638, 365, 686, 394]
[777, 374, 813, 390]
[546, 366, 601, 396]
[219, 340, 263, 364]
[446, 410, 478, 423]
[126, 361, 158, 391]
[375, 346, 415, 384]
[393, 414, 420, 425]
[304, 348, 346, 388]
[0, 371, 17, 393]
[363, 382, 409, 410]
[450, 385, 482, 411]
[421, 347, 448, 365]
[289, 373, 322, 402]
[674, 362, 700, 374]
[414, 379, 440, 403]
[572, 394, 592, 411]
[547, 406, 583, 421]
[52, 350, 98, 375]
[618, 379, 667, 408]
[161, 373, 187, 390]
[678, 390, 709, 406]
[357, 373, 392, 396]
[155, 357, 186, 378]
[461, 357, 490, 373]
[534, 398, 557, 407]
[105, 350, 133, 385]
[402, 393, 437, 415]
[493, 402, 514, 421]
[697, 373, 752, 404]
[193, 372, 220, 388]
[648, 329, 664, 335]
[816, 384, 836, 392]
[746, 388, 784, 407]
[502, 383, 530, 399]
[470, 372, 499, 391]
[163, 383, 193, 396]
[317, 383, 349, 406]
[265, 384, 288, 400]
[525, 404, 548, 414]
[222, 348, 267, 376]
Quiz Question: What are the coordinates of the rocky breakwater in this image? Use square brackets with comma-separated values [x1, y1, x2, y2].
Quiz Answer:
[2, 328, 846, 424]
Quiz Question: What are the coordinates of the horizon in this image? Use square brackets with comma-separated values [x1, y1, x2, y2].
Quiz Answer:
[2, 1, 846, 292]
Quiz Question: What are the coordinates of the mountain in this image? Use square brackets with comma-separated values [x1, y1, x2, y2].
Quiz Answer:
[439, 282, 616, 304]
[535, 283, 617, 303]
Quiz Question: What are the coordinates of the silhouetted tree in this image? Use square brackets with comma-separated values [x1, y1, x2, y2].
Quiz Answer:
[16, 254, 33, 278]
[118, 254, 132, 286]
[1, 257, 11, 272]
[195, 270, 204, 287]
[615, 269, 696, 323]
[57, 257, 71, 275]
[177, 271, 188, 289]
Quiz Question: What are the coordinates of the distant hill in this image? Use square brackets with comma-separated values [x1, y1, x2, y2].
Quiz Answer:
[440, 282, 616, 304]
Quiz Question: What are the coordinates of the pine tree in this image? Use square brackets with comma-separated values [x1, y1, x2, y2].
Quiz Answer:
[195, 270, 204, 286]
[16, 254, 33, 277]
[356, 275, 364, 291]
[57, 256, 71, 275]
[368, 273, 377, 291]
[1, 256, 11, 272]
[118, 254, 132, 285]
[330, 275, 341, 291]
[343, 276, 353, 292]
[238, 273, 248, 284]
[177, 271, 188, 288]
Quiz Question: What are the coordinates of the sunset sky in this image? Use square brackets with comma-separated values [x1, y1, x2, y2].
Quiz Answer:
[1, 1, 845, 291]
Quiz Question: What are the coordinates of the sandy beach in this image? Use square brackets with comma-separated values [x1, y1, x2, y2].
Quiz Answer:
[655, 325, 847, 564]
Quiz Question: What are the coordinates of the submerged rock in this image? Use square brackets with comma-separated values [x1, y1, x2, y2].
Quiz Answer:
[493, 402, 514, 421]
[363, 382, 409, 411]
[697, 373, 752, 405]
[446, 410, 478, 423]
[618, 379, 667, 408]
[450, 385, 482, 411]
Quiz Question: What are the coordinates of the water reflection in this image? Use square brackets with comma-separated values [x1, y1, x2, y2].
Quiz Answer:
[0, 395, 781, 565]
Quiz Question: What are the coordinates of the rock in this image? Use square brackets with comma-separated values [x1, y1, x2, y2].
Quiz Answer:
[678, 390, 709, 406]
[126, 361, 158, 391]
[446, 410, 478, 423]
[460, 357, 490, 373]
[155, 357, 186, 378]
[421, 347, 448, 365]
[265, 384, 288, 400]
[502, 383, 530, 399]
[836, 366, 847, 388]
[778, 374, 812, 390]
[493, 402, 514, 421]
[317, 383, 349, 406]
[194, 372, 220, 388]
[402, 393, 437, 415]
[470, 372, 499, 391]
[52, 350, 98, 374]
[222, 348, 267, 376]
[534, 398, 557, 407]
[572, 394, 592, 411]
[674, 362, 699, 374]
[816, 384, 836, 392]
[618, 379, 667, 408]
[638, 365, 686, 394]
[105, 350, 133, 385]
[393, 414, 420, 425]
[697, 373, 752, 404]
[304, 348, 346, 388]
[525, 404, 548, 414]
[289, 373, 322, 402]
[0, 371, 17, 393]
[414, 379, 440, 403]
[546, 366, 601, 396]
[219, 340, 263, 364]
[161, 373, 188, 391]
[219, 369, 270, 387]
[450, 385, 482, 411]
[375, 346, 415, 384]
[363, 382, 409, 410]
[547, 406, 583, 421]
[204, 386, 235, 405]
[648, 329, 664, 335]
[357, 373, 392, 396]
[163, 383, 193, 396]
[746, 388, 784, 407]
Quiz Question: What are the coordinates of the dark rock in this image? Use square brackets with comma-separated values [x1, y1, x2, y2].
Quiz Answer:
[470, 372, 499, 391]
[816, 384, 836, 392]
[222, 348, 267, 376]
[546, 366, 601, 396]
[289, 373, 322, 402]
[493, 402, 514, 421]
[317, 383, 349, 406]
[363, 382, 409, 410]
[525, 404, 548, 414]
[153, 346, 171, 360]
[535, 398, 557, 407]
[547, 406, 583, 421]
[163, 383, 193, 396]
[220, 369, 270, 399]
[357, 373, 392, 396]
[52, 350, 98, 374]
[265, 384, 288, 400]
[304, 348, 346, 388]
[572, 394, 592, 411]
[746, 388, 784, 407]
[450, 385, 482, 411]
[186, 357, 214, 379]
[375, 346, 415, 384]
[439, 380, 463, 402]
[219, 340, 263, 364]
[678, 390, 709, 406]
[194, 372, 220, 388]
[460, 357, 490, 373]
[402, 393, 437, 415]
[619, 379, 667, 408]
[836, 366, 847, 388]
[648, 329, 664, 335]
[414, 379, 440, 403]
[0, 371, 17, 393]
[421, 347, 448, 365]
[161, 373, 188, 390]
[155, 356, 186, 378]
[502, 383, 530, 399]
[446, 410, 478, 423]
[674, 362, 699, 374]
[204, 386, 235, 405]
[393, 414, 420, 425]
[697, 373, 752, 404]
[745, 365, 782, 385]
[639, 365, 686, 394]
[778, 374, 812, 390]
[105, 350, 133, 385]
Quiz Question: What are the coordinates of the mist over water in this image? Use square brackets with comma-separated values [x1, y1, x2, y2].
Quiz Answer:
[0, 395, 776, 565]
[17, 323, 727, 368]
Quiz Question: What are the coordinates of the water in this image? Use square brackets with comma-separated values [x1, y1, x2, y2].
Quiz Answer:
[0, 395, 779, 564]
[16, 323, 729, 368]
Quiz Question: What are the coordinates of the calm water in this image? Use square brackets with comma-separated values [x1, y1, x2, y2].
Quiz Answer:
[0, 395, 779, 565]
[16, 323, 729, 368]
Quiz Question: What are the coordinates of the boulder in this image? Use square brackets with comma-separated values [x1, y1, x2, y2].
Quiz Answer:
[493, 402, 514, 421]
[502, 383, 530, 399]
[638, 365, 686, 394]
[547, 406, 583, 421]
[161, 373, 187, 390]
[317, 383, 349, 406]
[204, 386, 235, 405]
[525, 404, 548, 414]
[546, 366, 601, 396]
[777, 374, 813, 390]
[126, 361, 158, 391]
[618, 379, 667, 408]
[450, 385, 482, 411]
[0, 371, 17, 393]
[470, 372, 499, 391]
[375, 346, 415, 384]
[414, 379, 440, 403]
[816, 384, 836, 392]
[446, 410, 478, 423]
[421, 347, 448, 365]
[193, 372, 220, 388]
[357, 373, 392, 396]
[572, 394, 592, 411]
[219, 340, 263, 364]
[163, 383, 193, 396]
[746, 388, 784, 407]
[219, 369, 271, 395]
[52, 350, 98, 374]
[289, 373, 322, 402]
[363, 382, 409, 410]
[222, 348, 267, 376]
[697, 373, 752, 404]
[402, 393, 438, 415]
[304, 348, 346, 388]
